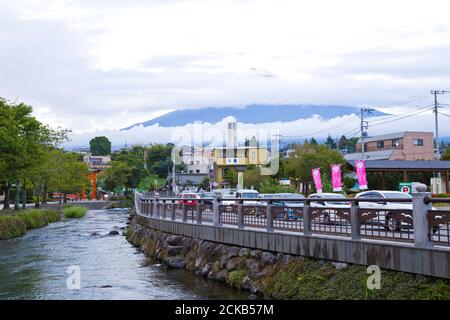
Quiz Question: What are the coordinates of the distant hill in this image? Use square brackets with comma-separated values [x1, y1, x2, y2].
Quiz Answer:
[120, 104, 387, 130]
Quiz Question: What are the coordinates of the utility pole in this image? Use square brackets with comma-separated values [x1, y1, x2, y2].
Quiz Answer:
[431, 90, 449, 160]
[360, 108, 375, 160]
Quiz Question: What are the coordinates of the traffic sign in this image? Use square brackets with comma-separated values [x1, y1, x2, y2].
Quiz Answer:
[399, 182, 412, 194]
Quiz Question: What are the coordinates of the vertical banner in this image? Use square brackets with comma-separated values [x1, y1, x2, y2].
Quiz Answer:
[331, 164, 342, 192]
[312, 168, 323, 193]
[355, 160, 368, 190]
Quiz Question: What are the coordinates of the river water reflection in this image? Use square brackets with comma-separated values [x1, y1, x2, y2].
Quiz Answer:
[0, 209, 249, 300]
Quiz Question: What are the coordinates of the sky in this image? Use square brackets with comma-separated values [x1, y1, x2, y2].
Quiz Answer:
[1, 0, 450, 147]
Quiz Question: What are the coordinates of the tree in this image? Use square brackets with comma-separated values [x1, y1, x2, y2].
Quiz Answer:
[0, 98, 68, 210]
[98, 161, 131, 193]
[284, 142, 346, 194]
[138, 174, 166, 192]
[89, 136, 111, 156]
[198, 177, 211, 191]
[325, 134, 336, 149]
[441, 147, 450, 161]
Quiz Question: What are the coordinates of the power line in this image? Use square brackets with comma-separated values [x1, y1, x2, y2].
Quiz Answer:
[368, 104, 433, 125]
[368, 105, 434, 127]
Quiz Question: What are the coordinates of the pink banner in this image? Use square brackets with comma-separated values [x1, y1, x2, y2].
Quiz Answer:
[312, 168, 323, 193]
[355, 160, 368, 190]
[331, 164, 342, 192]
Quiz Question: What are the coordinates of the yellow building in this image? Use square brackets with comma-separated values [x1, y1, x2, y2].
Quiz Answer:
[212, 146, 269, 188]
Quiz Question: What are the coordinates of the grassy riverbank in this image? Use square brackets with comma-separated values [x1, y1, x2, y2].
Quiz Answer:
[127, 221, 450, 300]
[0, 209, 61, 240]
[260, 257, 450, 300]
[63, 206, 87, 218]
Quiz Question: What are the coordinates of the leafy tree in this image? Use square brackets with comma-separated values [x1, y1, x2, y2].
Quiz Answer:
[98, 161, 131, 193]
[198, 177, 211, 191]
[309, 137, 318, 145]
[0, 98, 68, 210]
[138, 174, 166, 192]
[441, 147, 450, 161]
[284, 142, 346, 195]
[325, 134, 336, 149]
[259, 180, 296, 193]
[89, 136, 111, 156]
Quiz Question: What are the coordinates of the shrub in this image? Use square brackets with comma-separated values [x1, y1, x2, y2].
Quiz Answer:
[63, 206, 87, 218]
[227, 270, 247, 289]
[17, 210, 49, 229]
[0, 216, 27, 239]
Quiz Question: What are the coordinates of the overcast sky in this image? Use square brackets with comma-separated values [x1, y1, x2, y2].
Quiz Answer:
[1, 0, 450, 146]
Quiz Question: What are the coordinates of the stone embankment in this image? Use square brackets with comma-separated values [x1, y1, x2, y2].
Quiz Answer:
[126, 215, 450, 299]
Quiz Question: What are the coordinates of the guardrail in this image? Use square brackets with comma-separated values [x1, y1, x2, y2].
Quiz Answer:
[134, 190, 450, 248]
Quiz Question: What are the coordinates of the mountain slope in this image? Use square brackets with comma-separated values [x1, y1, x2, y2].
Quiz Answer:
[121, 104, 386, 130]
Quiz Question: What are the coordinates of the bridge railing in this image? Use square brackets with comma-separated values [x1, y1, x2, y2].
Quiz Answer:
[134, 189, 450, 249]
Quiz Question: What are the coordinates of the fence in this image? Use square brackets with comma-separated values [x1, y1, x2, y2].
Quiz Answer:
[134, 189, 450, 249]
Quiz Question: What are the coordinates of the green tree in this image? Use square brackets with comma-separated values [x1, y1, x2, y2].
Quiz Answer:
[441, 147, 450, 161]
[0, 98, 68, 210]
[98, 161, 131, 193]
[89, 136, 112, 156]
[138, 174, 166, 192]
[325, 134, 336, 149]
[284, 142, 346, 195]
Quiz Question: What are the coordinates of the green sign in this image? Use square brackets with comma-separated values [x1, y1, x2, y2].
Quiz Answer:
[399, 182, 412, 194]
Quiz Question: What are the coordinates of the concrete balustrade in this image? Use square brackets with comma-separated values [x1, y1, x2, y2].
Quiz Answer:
[133, 189, 450, 279]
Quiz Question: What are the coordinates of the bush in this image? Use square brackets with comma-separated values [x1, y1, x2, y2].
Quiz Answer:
[0, 216, 27, 239]
[227, 270, 247, 289]
[16, 209, 61, 229]
[63, 206, 87, 218]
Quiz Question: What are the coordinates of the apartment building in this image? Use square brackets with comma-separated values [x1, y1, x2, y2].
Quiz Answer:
[344, 131, 434, 161]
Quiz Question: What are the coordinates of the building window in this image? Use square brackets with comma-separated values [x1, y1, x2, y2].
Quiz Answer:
[413, 139, 424, 146]
[392, 139, 400, 147]
[376, 141, 384, 149]
[196, 170, 200, 173]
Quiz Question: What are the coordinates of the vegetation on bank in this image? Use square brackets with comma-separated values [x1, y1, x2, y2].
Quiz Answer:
[259, 257, 450, 300]
[63, 206, 87, 218]
[0, 209, 61, 239]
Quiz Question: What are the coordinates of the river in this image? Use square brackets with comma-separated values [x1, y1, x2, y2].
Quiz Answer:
[0, 209, 249, 300]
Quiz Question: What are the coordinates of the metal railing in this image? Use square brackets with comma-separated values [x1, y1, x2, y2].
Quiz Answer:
[134, 192, 450, 248]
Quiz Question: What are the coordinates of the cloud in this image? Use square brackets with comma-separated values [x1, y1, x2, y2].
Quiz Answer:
[0, 0, 450, 138]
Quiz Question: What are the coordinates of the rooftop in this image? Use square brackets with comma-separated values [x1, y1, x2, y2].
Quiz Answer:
[347, 160, 450, 171]
[356, 131, 432, 144]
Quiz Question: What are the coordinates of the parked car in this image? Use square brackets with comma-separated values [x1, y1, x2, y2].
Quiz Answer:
[355, 190, 413, 231]
[199, 191, 215, 205]
[309, 193, 350, 208]
[221, 194, 236, 206]
[308, 193, 350, 224]
[180, 192, 200, 207]
[272, 193, 305, 220]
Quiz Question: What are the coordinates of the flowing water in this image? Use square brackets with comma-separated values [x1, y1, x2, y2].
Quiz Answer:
[0, 209, 249, 300]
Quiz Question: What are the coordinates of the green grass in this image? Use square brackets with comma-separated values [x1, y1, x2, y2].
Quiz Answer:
[261, 258, 450, 300]
[0, 209, 61, 239]
[0, 216, 27, 239]
[63, 206, 87, 218]
[227, 269, 247, 289]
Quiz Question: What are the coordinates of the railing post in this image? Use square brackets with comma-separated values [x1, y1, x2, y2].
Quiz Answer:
[162, 200, 166, 219]
[350, 201, 361, 240]
[150, 199, 153, 216]
[182, 203, 187, 222]
[413, 183, 433, 248]
[237, 200, 244, 229]
[171, 200, 176, 221]
[303, 201, 311, 235]
[212, 192, 221, 226]
[153, 198, 159, 217]
[266, 200, 274, 232]
[196, 202, 202, 224]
